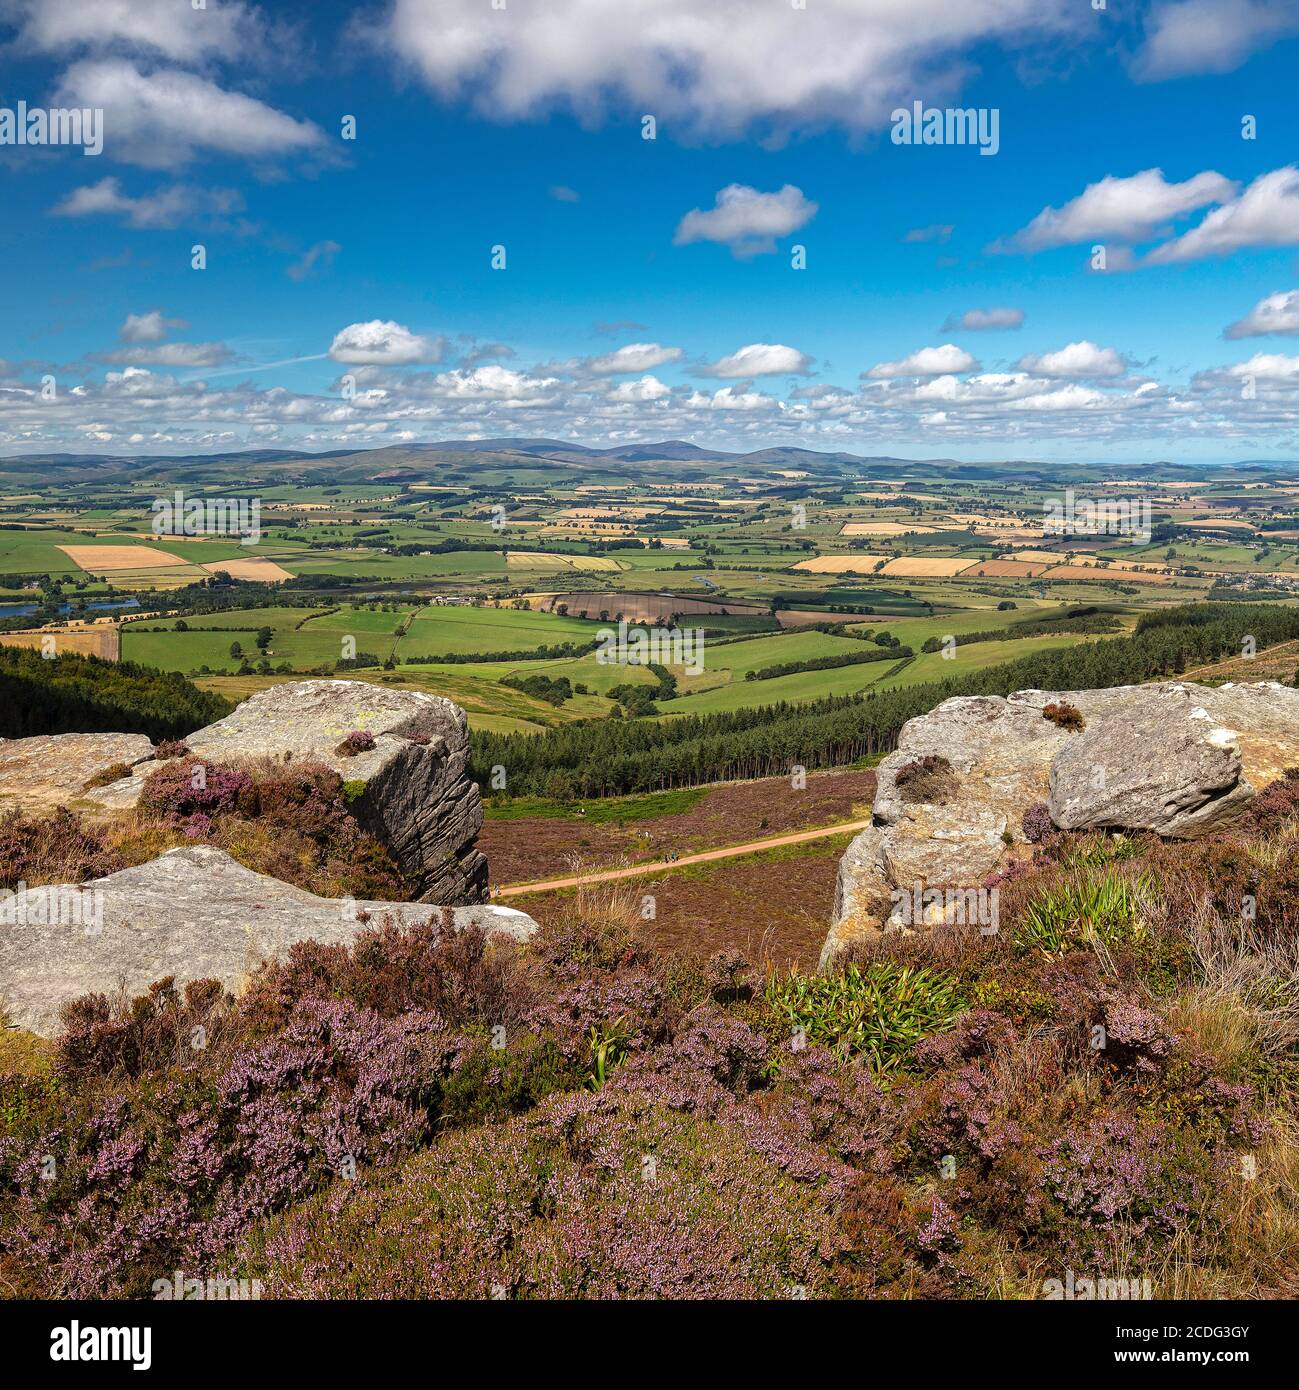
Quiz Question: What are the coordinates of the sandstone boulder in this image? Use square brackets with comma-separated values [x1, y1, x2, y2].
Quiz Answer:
[85, 680, 488, 903]
[0, 844, 538, 1038]
[0, 731, 154, 814]
[1049, 690, 1253, 836]
[822, 681, 1299, 970]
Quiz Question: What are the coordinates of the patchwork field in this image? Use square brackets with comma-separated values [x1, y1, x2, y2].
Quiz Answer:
[58, 544, 193, 572]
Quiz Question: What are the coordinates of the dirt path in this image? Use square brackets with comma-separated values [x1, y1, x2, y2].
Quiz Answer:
[494, 818, 872, 897]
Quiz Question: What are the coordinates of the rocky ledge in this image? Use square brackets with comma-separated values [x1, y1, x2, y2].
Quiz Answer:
[79, 679, 488, 904]
[823, 680, 1299, 970]
[0, 844, 537, 1038]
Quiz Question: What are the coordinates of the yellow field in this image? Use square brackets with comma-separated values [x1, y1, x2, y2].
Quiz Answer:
[879, 556, 978, 577]
[961, 559, 1049, 577]
[505, 551, 623, 572]
[58, 544, 194, 572]
[839, 521, 942, 536]
[202, 558, 295, 581]
[791, 554, 889, 573]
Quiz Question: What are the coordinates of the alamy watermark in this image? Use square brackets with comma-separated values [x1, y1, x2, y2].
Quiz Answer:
[891, 101, 999, 156]
[152, 489, 262, 546]
[0, 883, 104, 935]
[596, 619, 704, 675]
[1042, 1268, 1153, 1300]
[1, 102, 103, 156]
[890, 883, 999, 934]
[1043, 488, 1151, 545]
[152, 1270, 263, 1301]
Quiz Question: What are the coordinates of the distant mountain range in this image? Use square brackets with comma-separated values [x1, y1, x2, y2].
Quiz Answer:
[1, 438, 1296, 489]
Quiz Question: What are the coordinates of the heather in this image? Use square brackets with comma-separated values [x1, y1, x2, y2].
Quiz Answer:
[3, 781, 1299, 1298]
[0, 756, 405, 902]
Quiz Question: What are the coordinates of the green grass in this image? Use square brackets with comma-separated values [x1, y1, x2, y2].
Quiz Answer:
[765, 961, 966, 1075]
[1014, 871, 1151, 956]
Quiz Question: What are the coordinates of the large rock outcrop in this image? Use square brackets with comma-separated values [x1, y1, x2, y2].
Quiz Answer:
[0, 845, 537, 1037]
[0, 731, 154, 814]
[83, 680, 488, 903]
[822, 681, 1299, 969]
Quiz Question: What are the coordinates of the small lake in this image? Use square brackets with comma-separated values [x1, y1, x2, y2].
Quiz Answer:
[0, 597, 142, 619]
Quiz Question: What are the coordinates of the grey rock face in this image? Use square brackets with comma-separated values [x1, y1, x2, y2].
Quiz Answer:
[85, 680, 489, 903]
[0, 845, 538, 1038]
[0, 731, 155, 814]
[823, 681, 1299, 970]
[1048, 688, 1254, 836]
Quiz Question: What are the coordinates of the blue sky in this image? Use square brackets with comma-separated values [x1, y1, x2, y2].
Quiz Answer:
[2, 0, 1299, 461]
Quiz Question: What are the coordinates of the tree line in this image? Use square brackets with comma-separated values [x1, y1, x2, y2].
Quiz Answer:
[470, 603, 1299, 797]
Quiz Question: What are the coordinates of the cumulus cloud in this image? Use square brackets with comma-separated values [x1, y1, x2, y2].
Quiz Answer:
[549, 184, 580, 203]
[607, 375, 672, 402]
[1225, 352, 1299, 382]
[673, 184, 817, 257]
[1016, 341, 1128, 378]
[866, 344, 979, 378]
[1145, 167, 1299, 264]
[328, 321, 444, 366]
[999, 167, 1237, 252]
[427, 365, 559, 401]
[588, 342, 684, 374]
[119, 309, 187, 343]
[53, 60, 327, 169]
[380, 0, 1076, 135]
[1225, 290, 1299, 339]
[1134, 0, 1299, 80]
[699, 343, 814, 378]
[0, 0, 265, 62]
[942, 307, 1025, 331]
[52, 177, 245, 229]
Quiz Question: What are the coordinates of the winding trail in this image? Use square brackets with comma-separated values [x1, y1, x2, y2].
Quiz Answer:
[493, 817, 872, 898]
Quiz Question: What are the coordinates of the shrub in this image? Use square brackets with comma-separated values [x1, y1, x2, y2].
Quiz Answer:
[1021, 802, 1054, 844]
[153, 739, 191, 760]
[766, 962, 965, 1074]
[893, 754, 959, 805]
[1042, 701, 1085, 731]
[334, 730, 376, 757]
[81, 761, 132, 791]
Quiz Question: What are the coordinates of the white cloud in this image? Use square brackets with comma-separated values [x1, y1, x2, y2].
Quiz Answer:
[867, 344, 978, 378]
[1017, 341, 1128, 378]
[101, 342, 234, 367]
[1225, 290, 1299, 339]
[942, 307, 1025, 331]
[588, 342, 683, 374]
[328, 321, 444, 366]
[699, 343, 814, 378]
[1, 0, 264, 62]
[1000, 167, 1237, 251]
[607, 375, 671, 402]
[52, 177, 244, 229]
[53, 60, 327, 169]
[380, 0, 1076, 135]
[1134, 0, 1299, 80]
[1226, 352, 1299, 381]
[427, 366, 560, 401]
[119, 309, 187, 343]
[674, 184, 817, 257]
[1145, 167, 1299, 264]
